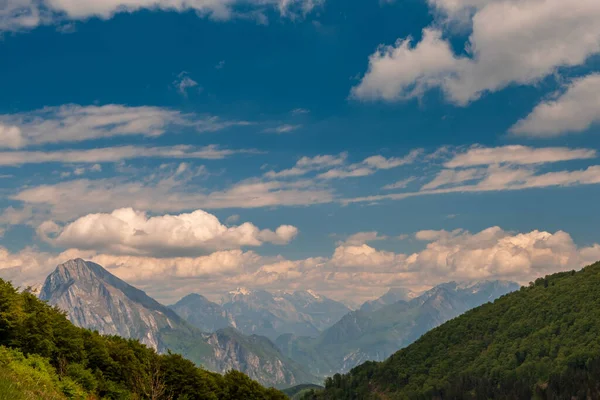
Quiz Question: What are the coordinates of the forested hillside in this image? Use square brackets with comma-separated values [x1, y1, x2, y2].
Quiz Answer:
[0, 278, 286, 399]
[303, 261, 600, 399]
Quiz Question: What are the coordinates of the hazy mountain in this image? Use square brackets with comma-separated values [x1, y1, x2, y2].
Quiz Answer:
[359, 287, 419, 313]
[170, 293, 232, 333]
[40, 259, 317, 388]
[172, 287, 351, 341]
[277, 280, 519, 376]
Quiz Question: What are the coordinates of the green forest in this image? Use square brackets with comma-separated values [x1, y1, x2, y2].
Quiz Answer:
[0, 278, 286, 400]
[302, 261, 600, 399]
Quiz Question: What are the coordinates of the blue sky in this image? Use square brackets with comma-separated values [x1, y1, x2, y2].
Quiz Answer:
[1, 0, 600, 303]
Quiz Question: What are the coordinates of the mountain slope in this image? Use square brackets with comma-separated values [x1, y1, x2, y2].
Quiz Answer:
[40, 259, 316, 388]
[305, 262, 600, 399]
[277, 280, 518, 375]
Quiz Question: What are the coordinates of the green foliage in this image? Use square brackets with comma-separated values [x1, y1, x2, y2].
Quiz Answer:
[0, 346, 81, 399]
[0, 278, 287, 400]
[282, 384, 324, 399]
[306, 261, 600, 399]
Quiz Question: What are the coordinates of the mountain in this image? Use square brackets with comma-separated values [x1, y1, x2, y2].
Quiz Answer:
[304, 262, 600, 399]
[40, 258, 188, 351]
[277, 280, 519, 376]
[169, 293, 232, 333]
[0, 277, 287, 400]
[39, 259, 316, 388]
[359, 287, 419, 313]
[171, 287, 351, 341]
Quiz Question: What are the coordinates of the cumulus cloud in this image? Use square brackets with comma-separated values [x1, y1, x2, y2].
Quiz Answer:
[39, 208, 298, 256]
[0, 104, 249, 149]
[2, 226, 598, 304]
[351, 29, 461, 101]
[510, 74, 600, 137]
[0, 144, 255, 165]
[352, 0, 600, 105]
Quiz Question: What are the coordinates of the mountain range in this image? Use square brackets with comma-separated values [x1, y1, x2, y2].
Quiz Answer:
[39, 259, 315, 388]
[170, 287, 351, 341]
[37, 258, 520, 388]
[276, 280, 519, 375]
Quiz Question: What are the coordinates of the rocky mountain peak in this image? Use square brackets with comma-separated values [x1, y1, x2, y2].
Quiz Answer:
[39, 258, 183, 351]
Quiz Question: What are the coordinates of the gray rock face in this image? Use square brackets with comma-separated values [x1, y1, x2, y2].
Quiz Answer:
[39, 259, 317, 388]
[277, 280, 520, 376]
[171, 287, 351, 341]
[40, 258, 183, 351]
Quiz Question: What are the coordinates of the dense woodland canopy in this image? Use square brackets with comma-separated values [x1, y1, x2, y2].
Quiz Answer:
[0, 278, 287, 400]
[302, 261, 600, 399]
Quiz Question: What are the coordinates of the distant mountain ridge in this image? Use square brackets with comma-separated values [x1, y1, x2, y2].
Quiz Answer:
[277, 279, 519, 375]
[170, 286, 351, 341]
[39, 259, 316, 388]
[359, 287, 420, 313]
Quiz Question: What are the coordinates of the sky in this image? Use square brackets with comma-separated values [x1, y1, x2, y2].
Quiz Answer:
[1, 0, 600, 305]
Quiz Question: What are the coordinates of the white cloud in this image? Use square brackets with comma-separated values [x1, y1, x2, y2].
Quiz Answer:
[173, 72, 199, 96]
[382, 177, 416, 190]
[291, 108, 310, 115]
[319, 150, 421, 180]
[11, 175, 335, 222]
[1, 226, 599, 304]
[445, 145, 596, 168]
[363, 150, 422, 169]
[40, 208, 298, 256]
[264, 153, 348, 179]
[351, 29, 462, 101]
[0, 144, 254, 165]
[421, 168, 484, 190]
[345, 164, 600, 206]
[1, 0, 322, 32]
[352, 0, 600, 105]
[225, 214, 240, 224]
[265, 151, 421, 180]
[338, 231, 388, 246]
[415, 229, 457, 241]
[510, 74, 600, 137]
[0, 124, 26, 149]
[330, 244, 407, 270]
[264, 124, 302, 134]
[0, 104, 249, 149]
